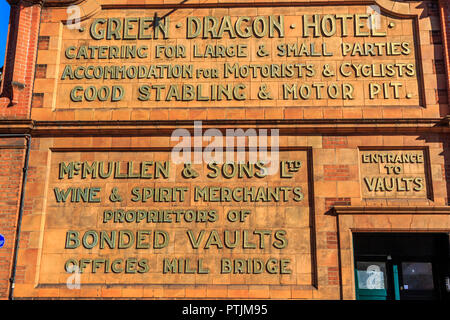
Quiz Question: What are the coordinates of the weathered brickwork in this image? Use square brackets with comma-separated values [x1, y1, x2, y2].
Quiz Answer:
[323, 165, 352, 181]
[0, 138, 26, 299]
[0, 1, 41, 119]
[0, 0, 448, 300]
[323, 137, 348, 149]
[439, 0, 450, 105]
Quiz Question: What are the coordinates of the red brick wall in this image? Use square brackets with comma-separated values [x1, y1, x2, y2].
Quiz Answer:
[438, 0, 450, 204]
[0, 1, 42, 119]
[0, 0, 42, 299]
[0, 138, 26, 299]
[324, 165, 351, 181]
[325, 198, 351, 211]
[439, 0, 450, 108]
[323, 137, 348, 149]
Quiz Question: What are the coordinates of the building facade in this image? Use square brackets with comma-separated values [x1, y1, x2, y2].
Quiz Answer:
[0, 0, 449, 300]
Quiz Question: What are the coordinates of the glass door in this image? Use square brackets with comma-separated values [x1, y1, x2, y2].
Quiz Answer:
[398, 262, 438, 300]
[353, 233, 449, 301]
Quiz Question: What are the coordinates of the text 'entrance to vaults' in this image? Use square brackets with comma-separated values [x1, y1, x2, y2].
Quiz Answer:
[353, 233, 450, 301]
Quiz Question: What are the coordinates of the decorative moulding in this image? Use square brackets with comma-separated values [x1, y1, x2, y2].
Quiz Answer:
[331, 206, 450, 215]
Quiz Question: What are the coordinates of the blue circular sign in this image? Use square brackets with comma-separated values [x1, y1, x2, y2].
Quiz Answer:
[0, 234, 4, 249]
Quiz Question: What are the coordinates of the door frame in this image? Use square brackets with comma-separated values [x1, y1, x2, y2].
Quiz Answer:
[352, 232, 448, 300]
[331, 205, 450, 300]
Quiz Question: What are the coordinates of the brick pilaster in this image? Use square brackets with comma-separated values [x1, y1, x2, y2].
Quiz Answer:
[0, 138, 27, 299]
[0, 0, 42, 119]
[0, 0, 42, 300]
[439, 0, 450, 110]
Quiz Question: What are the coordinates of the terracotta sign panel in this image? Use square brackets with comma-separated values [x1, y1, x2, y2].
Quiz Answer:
[359, 149, 430, 199]
[51, 5, 422, 111]
[37, 149, 313, 287]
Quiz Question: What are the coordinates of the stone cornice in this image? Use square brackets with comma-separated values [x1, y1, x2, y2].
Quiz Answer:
[0, 118, 448, 136]
[38, 0, 426, 19]
[331, 206, 450, 215]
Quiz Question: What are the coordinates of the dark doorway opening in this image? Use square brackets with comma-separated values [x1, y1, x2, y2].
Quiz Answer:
[353, 232, 450, 300]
